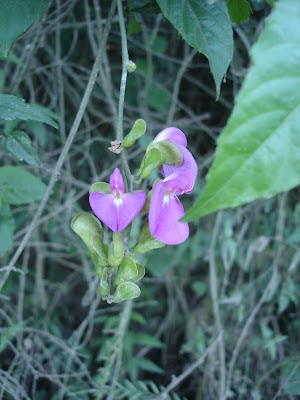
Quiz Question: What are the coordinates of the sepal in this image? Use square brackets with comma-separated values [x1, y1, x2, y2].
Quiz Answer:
[89, 182, 111, 194]
[133, 220, 165, 254]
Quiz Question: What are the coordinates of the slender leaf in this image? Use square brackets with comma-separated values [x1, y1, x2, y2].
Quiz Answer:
[184, 0, 300, 221]
[0, 0, 51, 57]
[156, 0, 233, 99]
[5, 131, 40, 166]
[0, 166, 46, 205]
[0, 94, 58, 128]
[0, 203, 15, 257]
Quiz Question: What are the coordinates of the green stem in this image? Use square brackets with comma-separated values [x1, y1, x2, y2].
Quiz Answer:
[116, 0, 135, 193]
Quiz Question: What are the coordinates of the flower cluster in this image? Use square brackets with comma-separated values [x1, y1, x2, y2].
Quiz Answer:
[89, 127, 197, 245]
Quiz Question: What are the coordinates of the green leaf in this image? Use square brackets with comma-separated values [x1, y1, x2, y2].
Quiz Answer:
[282, 359, 300, 395]
[226, 0, 251, 23]
[112, 282, 141, 303]
[146, 87, 171, 112]
[0, 0, 51, 57]
[184, 0, 300, 221]
[0, 166, 46, 205]
[130, 0, 161, 14]
[5, 131, 40, 166]
[0, 322, 23, 352]
[135, 357, 164, 374]
[0, 203, 15, 257]
[0, 94, 58, 128]
[156, 0, 233, 99]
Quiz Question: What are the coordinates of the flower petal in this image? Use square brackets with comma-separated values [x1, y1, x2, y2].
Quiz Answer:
[161, 144, 197, 193]
[153, 127, 187, 147]
[163, 170, 194, 194]
[109, 168, 125, 195]
[118, 191, 146, 231]
[90, 191, 146, 232]
[149, 181, 189, 245]
[149, 180, 164, 237]
[89, 193, 119, 232]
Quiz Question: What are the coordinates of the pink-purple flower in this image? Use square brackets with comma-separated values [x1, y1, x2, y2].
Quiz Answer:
[149, 127, 197, 245]
[153, 127, 197, 193]
[89, 168, 146, 232]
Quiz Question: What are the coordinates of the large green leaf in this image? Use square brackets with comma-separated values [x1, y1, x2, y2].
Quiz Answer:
[0, 0, 51, 57]
[0, 94, 58, 128]
[156, 0, 233, 99]
[0, 203, 15, 257]
[184, 0, 300, 221]
[5, 131, 40, 166]
[0, 166, 46, 205]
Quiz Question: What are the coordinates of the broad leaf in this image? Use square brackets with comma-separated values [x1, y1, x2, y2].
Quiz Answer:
[156, 0, 233, 99]
[226, 0, 251, 23]
[0, 203, 15, 257]
[0, 94, 58, 128]
[0, 0, 51, 57]
[184, 0, 300, 221]
[5, 131, 40, 166]
[0, 166, 46, 205]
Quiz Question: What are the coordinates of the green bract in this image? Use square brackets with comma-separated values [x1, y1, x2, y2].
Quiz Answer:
[123, 119, 146, 148]
[113, 256, 138, 286]
[112, 282, 141, 303]
[71, 213, 106, 269]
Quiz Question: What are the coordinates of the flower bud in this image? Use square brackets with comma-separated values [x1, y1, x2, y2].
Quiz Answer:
[112, 282, 140, 303]
[127, 60, 136, 73]
[71, 213, 106, 269]
[123, 119, 146, 148]
[108, 232, 124, 268]
[133, 220, 165, 254]
[113, 256, 138, 286]
[98, 267, 109, 299]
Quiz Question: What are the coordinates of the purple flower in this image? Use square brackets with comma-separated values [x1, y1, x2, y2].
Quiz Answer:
[153, 127, 198, 193]
[89, 168, 146, 232]
[149, 170, 194, 245]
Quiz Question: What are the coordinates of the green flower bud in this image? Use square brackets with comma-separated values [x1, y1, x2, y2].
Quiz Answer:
[133, 220, 165, 254]
[71, 213, 106, 268]
[113, 256, 138, 286]
[108, 232, 124, 268]
[127, 60, 136, 73]
[89, 182, 111, 194]
[112, 282, 140, 303]
[98, 267, 109, 299]
[123, 119, 146, 148]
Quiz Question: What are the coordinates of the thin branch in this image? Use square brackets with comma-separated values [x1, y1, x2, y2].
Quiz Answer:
[0, 0, 117, 292]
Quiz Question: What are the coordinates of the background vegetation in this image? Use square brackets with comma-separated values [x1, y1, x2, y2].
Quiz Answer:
[0, 0, 299, 399]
